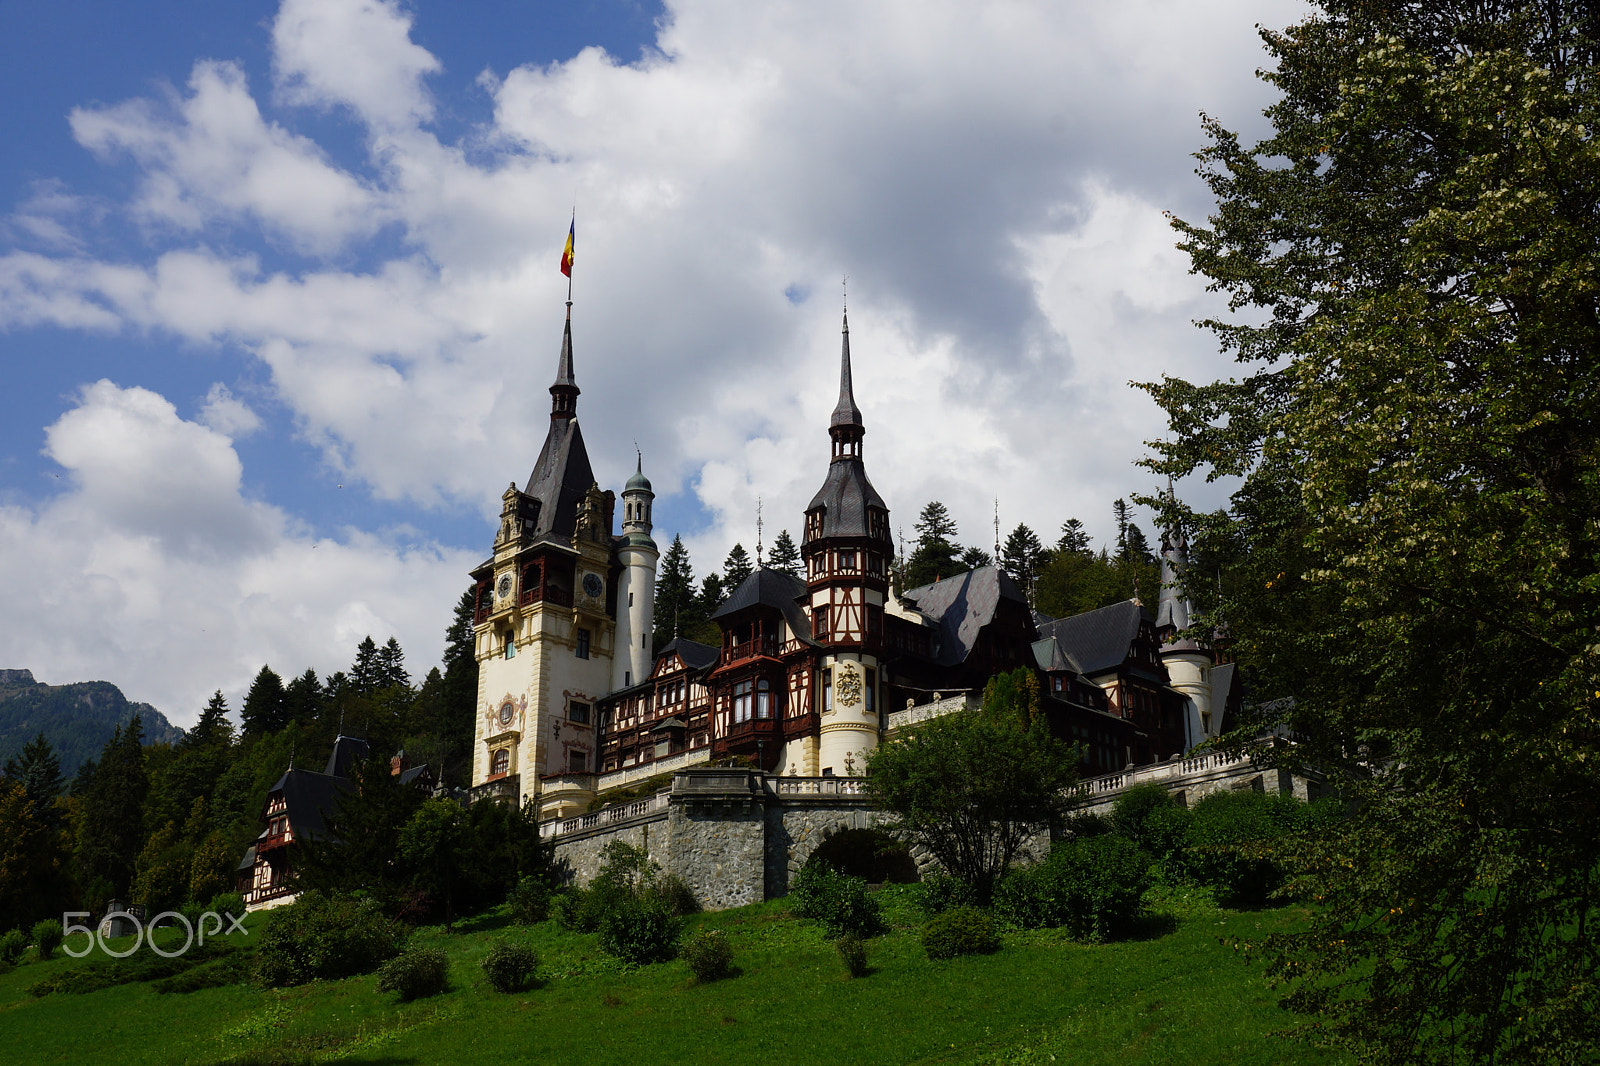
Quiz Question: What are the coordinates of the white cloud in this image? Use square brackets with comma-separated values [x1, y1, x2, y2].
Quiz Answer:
[1, 381, 474, 726]
[272, 0, 441, 130]
[198, 383, 263, 439]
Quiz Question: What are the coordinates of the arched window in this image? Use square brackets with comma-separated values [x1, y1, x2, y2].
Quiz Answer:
[490, 749, 509, 776]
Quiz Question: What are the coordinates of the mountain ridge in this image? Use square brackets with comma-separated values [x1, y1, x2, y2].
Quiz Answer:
[0, 668, 184, 774]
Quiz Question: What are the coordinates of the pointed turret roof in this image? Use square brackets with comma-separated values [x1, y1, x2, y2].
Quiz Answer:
[523, 300, 596, 543]
[830, 311, 863, 429]
[1156, 483, 1200, 651]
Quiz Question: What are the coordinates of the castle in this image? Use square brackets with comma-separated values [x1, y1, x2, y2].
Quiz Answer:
[466, 296, 1237, 821]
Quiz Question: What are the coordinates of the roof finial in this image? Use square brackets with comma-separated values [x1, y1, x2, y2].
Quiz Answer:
[994, 498, 1001, 559]
[635, 441, 642, 474]
[830, 288, 863, 432]
[756, 496, 764, 565]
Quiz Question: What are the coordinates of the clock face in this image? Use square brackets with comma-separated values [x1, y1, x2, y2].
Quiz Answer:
[582, 572, 604, 599]
[497, 574, 513, 600]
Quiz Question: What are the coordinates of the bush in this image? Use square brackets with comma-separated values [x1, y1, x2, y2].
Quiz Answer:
[922, 906, 1001, 960]
[0, 929, 27, 964]
[481, 941, 539, 993]
[375, 947, 449, 1001]
[32, 919, 63, 961]
[253, 891, 410, 987]
[789, 863, 886, 939]
[836, 933, 869, 977]
[995, 834, 1151, 942]
[652, 873, 699, 917]
[681, 928, 733, 982]
[206, 892, 246, 922]
[598, 897, 680, 966]
[510, 876, 552, 925]
[551, 887, 595, 932]
[1179, 791, 1337, 906]
[917, 872, 980, 917]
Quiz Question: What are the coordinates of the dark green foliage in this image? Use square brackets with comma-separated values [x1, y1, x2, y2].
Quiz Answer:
[960, 545, 992, 569]
[206, 891, 246, 919]
[0, 671, 182, 776]
[3, 732, 63, 829]
[652, 873, 698, 918]
[551, 888, 594, 933]
[995, 835, 1151, 942]
[653, 535, 703, 650]
[582, 843, 687, 965]
[681, 928, 733, 982]
[865, 712, 1078, 903]
[805, 828, 918, 885]
[151, 950, 254, 994]
[836, 932, 869, 977]
[917, 872, 980, 917]
[0, 929, 27, 963]
[921, 906, 1000, 960]
[510, 875, 552, 924]
[398, 797, 467, 928]
[481, 941, 538, 993]
[598, 898, 679, 966]
[73, 715, 149, 898]
[788, 863, 886, 939]
[29, 940, 243, 997]
[1106, 784, 1192, 869]
[375, 947, 448, 1001]
[904, 501, 962, 588]
[980, 668, 1041, 732]
[293, 753, 427, 905]
[0, 778, 70, 929]
[1000, 524, 1045, 591]
[32, 919, 62, 960]
[722, 543, 753, 589]
[1178, 790, 1339, 908]
[766, 529, 801, 577]
[253, 891, 409, 987]
[1056, 518, 1091, 556]
[240, 669, 286, 736]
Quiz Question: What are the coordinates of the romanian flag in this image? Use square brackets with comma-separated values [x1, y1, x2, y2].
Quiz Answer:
[559, 218, 575, 277]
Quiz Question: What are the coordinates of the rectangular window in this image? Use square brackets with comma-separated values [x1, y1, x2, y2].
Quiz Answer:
[628, 591, 634, 607]
[734, 680, 752, 723]
[570, 750, 588, 773]
[569, 701, 591, 725]
[756, 679, 772, 718]
[814, 604, 829, 640]
[839, 550, 856, 571]
[864, 668, 875, 713]
[823, 668, 833, 712]
[503, 631, 516, 659]
[576, 628, 591, 659]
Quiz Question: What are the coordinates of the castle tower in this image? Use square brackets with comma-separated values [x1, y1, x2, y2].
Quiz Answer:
[798, 309, 893, 776]
[470, 300, 616, 813]
[1155, 490, 1212, 750]
[612, 453, 659, 691]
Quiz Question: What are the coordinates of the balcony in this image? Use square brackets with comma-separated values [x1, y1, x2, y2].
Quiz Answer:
[724, 636, 779, 663]
[522, 585, 573, 608]
[470, 773, 521, 804]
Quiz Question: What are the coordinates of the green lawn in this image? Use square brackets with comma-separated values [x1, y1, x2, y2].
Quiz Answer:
[0, 889, 1345, 1066]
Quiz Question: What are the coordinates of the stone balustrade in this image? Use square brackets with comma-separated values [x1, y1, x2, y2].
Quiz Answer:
[771, 776, 867, 797]
[884, 692, 978, 733]
[540, 790, 670, 839]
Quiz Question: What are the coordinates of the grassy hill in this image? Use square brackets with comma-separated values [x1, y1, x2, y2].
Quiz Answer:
[0, 668, 183, 773]
[0, 886, 1346, 1066]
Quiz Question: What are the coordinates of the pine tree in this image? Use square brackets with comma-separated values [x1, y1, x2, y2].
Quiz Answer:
[74, 715, 148, 899]
[1112, 499, 1132, 558]
[283, 669, 324, 728]
[377, 636, 410, 690]
[349, 636, 382, 695]
[960, 545, 992, 569]
[436, 588, 479, 786]
[3, 732, 64, 830]
[1057, 518, 1091, 556]
[185, 691, 235, 751]
[905, 501, 963, 589]
[767, 529, 801, 578]
[653, 534, 698, 648]
[240, 667, 286, 736]
[1000, 523, 1046, 590]
[722, 543, 754, 589]
[699, 572, 725, 615]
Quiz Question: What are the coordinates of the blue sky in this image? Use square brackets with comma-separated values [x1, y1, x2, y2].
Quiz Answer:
[0, 0, 1304, 726]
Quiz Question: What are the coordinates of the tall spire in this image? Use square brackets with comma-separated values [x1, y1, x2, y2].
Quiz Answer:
[549, 300, 579, 422]
[830, 309, 864, 430]
[1157, 477, 1198, 650]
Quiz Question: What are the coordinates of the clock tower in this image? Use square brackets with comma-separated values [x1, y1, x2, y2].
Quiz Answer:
[470, 300, 619, 815]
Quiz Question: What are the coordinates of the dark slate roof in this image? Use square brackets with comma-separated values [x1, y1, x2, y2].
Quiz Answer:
[804, 458, 887, 541]
[397, 764, 430, 787]
[270, 768, 353, 841]
[523, 417, 596, 542]
[552, 314, 576, 388]
[237, 842, 258, 873]
[1037, 599, 1151, 677]
[1031, 636, 1081, 674]
[1211, 662, 1237, 733]
[658, 637, 719, 671]
[711, 567, 814, 643]
[323, 734, 371, 779]
[830, 312, 863, 428]
[900, 565, 1029, 667]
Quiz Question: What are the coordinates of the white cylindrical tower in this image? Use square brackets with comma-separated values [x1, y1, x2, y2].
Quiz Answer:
[817, 652, 880, 777]
[612, 456, 658, 691]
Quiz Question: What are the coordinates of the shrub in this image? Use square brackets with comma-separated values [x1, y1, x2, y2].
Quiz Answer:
[651, 873, 699, 917]
[922, 906, 1000, 960]
[0, 929, 27, 964]
[995, 834, 1150, 942]
[510, 876, 552, 925]
[1180, 790, 1337, 906]
[481, 941, 539, 993]
[836, 933, 869, 978]
[32, 919, 63, 961]
[788, 863, 886, 939]
[206, 892, 247, 922]
[681, 928, 733, 982]
[551, 888, 595, 932]
[253, 891, 409, 987]
[917, 872, 980, 916]
[376, 947, 449, 1001]
[598, 897, 680, 966]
